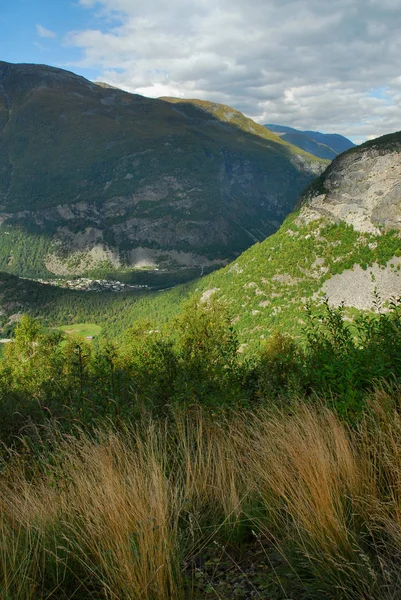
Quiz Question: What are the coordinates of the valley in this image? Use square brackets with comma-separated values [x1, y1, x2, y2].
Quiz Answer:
[0, 55, 400, 600]
[32, 276, 149, 292]
[1, 127, 399, 353]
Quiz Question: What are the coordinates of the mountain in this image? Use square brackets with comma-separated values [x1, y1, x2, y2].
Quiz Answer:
[2, 131, 399, 350]
[188, 131, 401, 348]
[264, 124, 355, 160]
[0, 62, 325, 285]
[298, 131, 401, 232]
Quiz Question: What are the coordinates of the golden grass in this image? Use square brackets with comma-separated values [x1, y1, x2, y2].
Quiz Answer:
[2, 394, 401, 598]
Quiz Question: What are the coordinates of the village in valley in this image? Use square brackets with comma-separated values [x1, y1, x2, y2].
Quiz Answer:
[31, 278, 149, 292]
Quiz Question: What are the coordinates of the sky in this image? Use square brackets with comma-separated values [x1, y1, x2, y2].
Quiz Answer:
[1, 0, 401, 143]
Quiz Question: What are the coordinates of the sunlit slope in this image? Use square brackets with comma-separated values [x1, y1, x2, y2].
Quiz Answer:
[183, 131, 401, 348]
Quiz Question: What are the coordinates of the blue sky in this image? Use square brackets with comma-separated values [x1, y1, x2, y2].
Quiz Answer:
[1, 0, 401, 143]
[0, 0, 99, 79]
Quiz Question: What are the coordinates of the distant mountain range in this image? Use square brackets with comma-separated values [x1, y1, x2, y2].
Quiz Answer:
[264, 124, 356, 159]
[0, 61, 325, 285]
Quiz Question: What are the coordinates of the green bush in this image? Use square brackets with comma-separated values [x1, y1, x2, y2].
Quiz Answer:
[303, 297, 401, 418]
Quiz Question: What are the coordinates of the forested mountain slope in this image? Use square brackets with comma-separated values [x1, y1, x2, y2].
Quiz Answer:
[0, 61, 324, 284]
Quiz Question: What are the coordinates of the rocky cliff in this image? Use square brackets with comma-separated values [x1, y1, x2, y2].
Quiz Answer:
[299, 132, 401, 233]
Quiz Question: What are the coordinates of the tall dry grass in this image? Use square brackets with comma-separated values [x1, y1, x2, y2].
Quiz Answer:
[0, 413, 247, 600]
[2, 393, 401, 598]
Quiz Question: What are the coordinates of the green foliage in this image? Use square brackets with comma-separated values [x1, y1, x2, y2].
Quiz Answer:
[0, 316, 65, 438]
[255, 331, 304, 401]
[0, 292, 401, 446]
[173, 298, 243, 405]
[0, 227, 53, 278]
[0, 300, 244, 443]
[118, 320, 178, 415]
[303, 297, 401, 418]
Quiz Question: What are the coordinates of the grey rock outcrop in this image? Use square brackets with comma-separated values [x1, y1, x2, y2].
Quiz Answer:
[299, 134, 401, 234]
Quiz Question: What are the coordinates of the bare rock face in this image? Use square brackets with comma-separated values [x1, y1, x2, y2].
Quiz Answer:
[320, 257, 401, 310]
[299, 134, 401, 234]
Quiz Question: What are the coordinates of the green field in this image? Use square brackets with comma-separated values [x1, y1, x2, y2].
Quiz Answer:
[57, 323, 102, 338]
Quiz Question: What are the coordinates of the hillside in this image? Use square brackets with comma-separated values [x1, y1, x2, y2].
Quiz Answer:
[264, 124, 355, 159]
[0, 61, 325, 285]
[1, 131, 399, 349]
[188, 131, 401, 347]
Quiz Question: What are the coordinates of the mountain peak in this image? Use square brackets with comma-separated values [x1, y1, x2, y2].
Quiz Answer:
[0, 60, 95, 88]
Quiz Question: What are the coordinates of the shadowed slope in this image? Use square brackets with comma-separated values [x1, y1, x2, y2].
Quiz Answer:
[0, 62, 325, 283]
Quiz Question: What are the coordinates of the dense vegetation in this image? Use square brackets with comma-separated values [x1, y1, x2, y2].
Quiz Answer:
[1, 296, 401, 442]
[0, 296, 401, 598]
[2, 211, 400, 351]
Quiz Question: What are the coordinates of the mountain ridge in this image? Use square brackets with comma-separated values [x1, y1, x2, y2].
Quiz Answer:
[264, 124, 355, 159]
[0, 61, 325, 285]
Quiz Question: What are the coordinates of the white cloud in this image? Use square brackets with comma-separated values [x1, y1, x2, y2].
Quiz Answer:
[36, 24, 57, 39]
[64, 0, 401, 142]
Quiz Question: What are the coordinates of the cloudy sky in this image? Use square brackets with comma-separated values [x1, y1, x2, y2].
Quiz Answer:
[1, 0, 401, 143]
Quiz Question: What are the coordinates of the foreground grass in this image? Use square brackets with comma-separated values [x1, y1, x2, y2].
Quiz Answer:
[2, 392, 401, 599]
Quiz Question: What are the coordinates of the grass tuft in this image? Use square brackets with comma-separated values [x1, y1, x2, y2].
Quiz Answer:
[2, 396, 401, 598]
